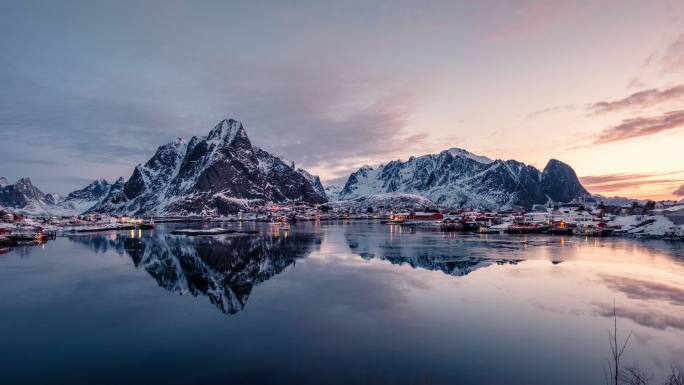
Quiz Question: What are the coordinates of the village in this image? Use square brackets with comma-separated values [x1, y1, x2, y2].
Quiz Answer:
[2, 197, 684, 252]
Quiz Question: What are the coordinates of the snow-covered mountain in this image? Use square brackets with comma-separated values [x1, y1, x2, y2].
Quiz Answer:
[89, 119, 327, 216]
[336, 148, 591, 210]
[0, 176, 126, 216]
[0, 177, 61, 216]
[323, 185, 342, 201]
[58, 178, 123, 214]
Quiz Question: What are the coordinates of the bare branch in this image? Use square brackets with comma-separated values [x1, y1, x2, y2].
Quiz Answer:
[664, 365, 684, 385]
[620, 365, 651, 385]
[604, 299, 632, 385]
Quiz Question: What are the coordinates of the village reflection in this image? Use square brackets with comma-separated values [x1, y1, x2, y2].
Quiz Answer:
[68, 229, 322, 314]
[345, 225, 523, 276]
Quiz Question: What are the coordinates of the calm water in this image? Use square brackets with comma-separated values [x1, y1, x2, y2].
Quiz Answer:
[1, 221, 683, 385]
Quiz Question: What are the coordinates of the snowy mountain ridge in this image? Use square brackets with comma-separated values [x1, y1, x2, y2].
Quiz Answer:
[335, 149, 591, 210]
[0, 176, 123, 216]
[58, 178, 124, 215]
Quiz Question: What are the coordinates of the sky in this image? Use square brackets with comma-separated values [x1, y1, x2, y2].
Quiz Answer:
[1, 0, 684, 199]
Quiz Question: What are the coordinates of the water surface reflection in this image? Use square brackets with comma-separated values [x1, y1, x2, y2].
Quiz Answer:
[68, 229, 321, 314]
[1, 221, 683, 385]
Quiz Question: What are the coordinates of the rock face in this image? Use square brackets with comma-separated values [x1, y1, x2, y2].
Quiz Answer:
[295, 167, 327, 200]
[336, 148, 591, 210]
[540, 159, 588, 204]
[89, 119, 327, 215]
[254, 148, 328, 204]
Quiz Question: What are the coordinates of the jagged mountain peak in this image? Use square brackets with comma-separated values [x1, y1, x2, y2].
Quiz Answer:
[15, 177, 34, 186]
[0, 177, 56, 215]
[65, 179, 110, 199]
[89, 118, 326, 216]
[13, 178, 45, 198]
[207, 118, 244, 144]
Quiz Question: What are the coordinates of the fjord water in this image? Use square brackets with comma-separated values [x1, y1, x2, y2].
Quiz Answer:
[1, 222, 683, 385]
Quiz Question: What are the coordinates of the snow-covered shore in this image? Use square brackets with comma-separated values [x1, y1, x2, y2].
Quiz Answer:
[609, 214, 684, 240]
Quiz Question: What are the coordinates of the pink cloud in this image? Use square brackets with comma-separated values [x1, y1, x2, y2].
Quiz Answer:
[589, 85, 684, 114]
[580, 172, 684, 194]
[593, 109, 684, 144]
[662, 32, 684, 73]
[674, 184, 684, 196]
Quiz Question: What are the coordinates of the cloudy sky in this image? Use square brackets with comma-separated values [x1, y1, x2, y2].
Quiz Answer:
[2, 0, 684, 199]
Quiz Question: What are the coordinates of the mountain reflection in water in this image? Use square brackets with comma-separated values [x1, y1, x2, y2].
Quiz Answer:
[2, 221, 684, 385]
[68, 230, 322, 314]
